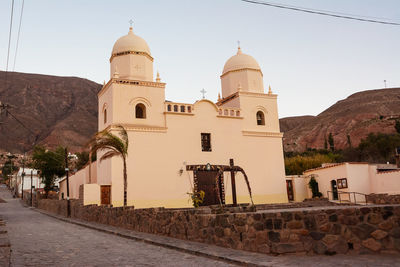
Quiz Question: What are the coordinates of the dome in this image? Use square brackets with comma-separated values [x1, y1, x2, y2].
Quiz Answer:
[112, 27, 151, 55]
[222, 47, 261, 75]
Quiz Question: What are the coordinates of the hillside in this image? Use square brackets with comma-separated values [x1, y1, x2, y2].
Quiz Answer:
[280, 88, 400, 152]
[0, 71, 101, 153]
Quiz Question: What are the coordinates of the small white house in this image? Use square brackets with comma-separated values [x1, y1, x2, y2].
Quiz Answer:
[293, 162, 400, 203]
[16, 168, 44, 194]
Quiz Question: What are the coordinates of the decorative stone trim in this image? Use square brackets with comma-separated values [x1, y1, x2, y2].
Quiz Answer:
[106, 124, 167, 133]
[239, 91, 277, 99]
[98, 78, 166, 97]
[110, 50, 153, 62]
[217, 115, 243, 119]
[242, 130, 283, 138]
[164, 112, 194, 116]
[114, 79, 165, 88]
[220, 68, 263, 78]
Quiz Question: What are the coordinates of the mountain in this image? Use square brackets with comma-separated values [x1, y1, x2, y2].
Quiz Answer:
[1, 71, 398, 154]
[0, 71, 101, 153]
[280, 88, 400, 152]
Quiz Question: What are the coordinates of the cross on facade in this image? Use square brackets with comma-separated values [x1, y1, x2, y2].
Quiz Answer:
[134, 64, 141, 71]
[200, 88, 207, 99]
[129, 19, 134, 27]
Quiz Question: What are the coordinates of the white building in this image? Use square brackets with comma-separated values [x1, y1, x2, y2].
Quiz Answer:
[16, 168, 43, 195]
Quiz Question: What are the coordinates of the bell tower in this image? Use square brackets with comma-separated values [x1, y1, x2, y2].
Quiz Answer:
[98, 26, 166, 132]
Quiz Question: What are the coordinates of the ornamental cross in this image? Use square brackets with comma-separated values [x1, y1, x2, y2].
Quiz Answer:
[200, 88, 207, 99]
[129, 19, 133, 27]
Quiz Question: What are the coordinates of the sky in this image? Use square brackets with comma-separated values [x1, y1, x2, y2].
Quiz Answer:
[0, 0, 399, 118]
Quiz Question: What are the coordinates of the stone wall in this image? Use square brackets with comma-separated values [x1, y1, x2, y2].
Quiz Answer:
[367, 194, 400, 205]
[35, 199, 400, 255]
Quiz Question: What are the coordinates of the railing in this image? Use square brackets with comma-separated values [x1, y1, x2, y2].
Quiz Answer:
[165, 103, 194, 114]
[327, 191, 368, 204]
[218, 108, 241, 118]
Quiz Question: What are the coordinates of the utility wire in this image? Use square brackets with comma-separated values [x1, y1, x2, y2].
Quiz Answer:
[13, 0, 25, 71]
[240, 0, 400, 26]
[1, 103, 36, 137]
[5, 0, 15, 86]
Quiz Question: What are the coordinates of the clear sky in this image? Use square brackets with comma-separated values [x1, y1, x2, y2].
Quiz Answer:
[1, 0, 399, 118]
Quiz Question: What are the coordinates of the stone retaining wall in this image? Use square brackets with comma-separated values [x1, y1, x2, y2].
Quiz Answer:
[367, 194, 400, 205]
[35, 199, 400, 255]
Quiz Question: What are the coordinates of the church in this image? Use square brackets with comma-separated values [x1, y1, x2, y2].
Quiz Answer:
[81, 26, 288, 208]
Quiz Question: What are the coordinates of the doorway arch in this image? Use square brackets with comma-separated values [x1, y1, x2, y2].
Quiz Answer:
[331, 180, 338, 200]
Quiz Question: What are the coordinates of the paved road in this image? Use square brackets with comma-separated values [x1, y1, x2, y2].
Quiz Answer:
[0, 187, 234, 267]
[1, 186, 400, 267]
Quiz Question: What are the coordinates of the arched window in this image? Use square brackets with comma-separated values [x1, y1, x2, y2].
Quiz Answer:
[256, 111, 265, 125]
[180, 105, 185, 112]
[104, 109, 107, 124]
[173, 105, 178, 112]
[135, 103, 146, 119]
[167, 105, 171, 112]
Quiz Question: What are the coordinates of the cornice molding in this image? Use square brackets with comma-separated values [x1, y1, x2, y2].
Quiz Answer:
[242, 130, 283, 138]
[106, 123, 167, 133]
[239, 91, 277, 99]
[110, 50, 153, 62]
[220, 68, 263, 78]
[98, 78, 166, 98]
[217, 115, 243, 119]
[164, 111, 194, 116]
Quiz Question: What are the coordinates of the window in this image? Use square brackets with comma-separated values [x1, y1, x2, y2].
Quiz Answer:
[256, 111, 265, 125]
[187, 106, 192, 113]
[173, 105, 178, 112]
[104, 109, 107, 124]
[180, 105, 185, 112]
[201, 133, 211, 152]
[135, 103, 146, 119]
[337, 178, 348, 189]
[167, 105, 171, 112]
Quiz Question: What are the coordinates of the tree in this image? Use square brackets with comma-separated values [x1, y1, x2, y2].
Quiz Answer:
[89, 125, 129, 206]
[346, 134, 352, 148]
[395, 120, 400, 134]
[75, 151, 89, 170]
[308, 175, 322, 198]
[1, 159, 18, 180]
[324, 136, 328, 150]
[328, 133, 335, 151]
[32, 146, 66, 197]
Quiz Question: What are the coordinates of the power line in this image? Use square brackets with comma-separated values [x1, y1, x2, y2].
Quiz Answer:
[240, 0, 400, 26]
[5, 0, 15, 86]
[13, 0, 25, 71]
[0, 102, 36, 137]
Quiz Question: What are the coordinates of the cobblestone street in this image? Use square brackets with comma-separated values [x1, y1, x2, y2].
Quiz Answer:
[0, 188, 234, 267]
[1, 187, 400, 266]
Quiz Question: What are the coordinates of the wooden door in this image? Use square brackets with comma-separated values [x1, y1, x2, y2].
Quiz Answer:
[101, 185, 111, 205]
[286, 180, 294, 201]
[331, 180, 338, 200]
[196, 171, 224, 206]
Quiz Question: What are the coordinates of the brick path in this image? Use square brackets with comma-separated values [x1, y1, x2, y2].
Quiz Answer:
[1, 186, 400, 266]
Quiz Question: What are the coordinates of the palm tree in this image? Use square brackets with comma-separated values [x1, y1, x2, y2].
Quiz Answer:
[89, 125, 129, 206]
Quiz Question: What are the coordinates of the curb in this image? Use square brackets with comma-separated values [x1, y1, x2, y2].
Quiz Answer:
[28, 206, 264, 267]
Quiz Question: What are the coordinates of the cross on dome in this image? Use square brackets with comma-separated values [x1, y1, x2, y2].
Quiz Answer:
[200, 88, 207, 99]
[129, 19, 134, 30]
[237, 40, 242, 55]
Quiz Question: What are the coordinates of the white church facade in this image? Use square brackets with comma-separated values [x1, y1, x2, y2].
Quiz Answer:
[80, 26, 288, 208]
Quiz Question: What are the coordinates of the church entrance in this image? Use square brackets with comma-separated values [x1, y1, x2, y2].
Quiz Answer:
[186, 159, 254, 207]
[195, 171, 224, 206]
